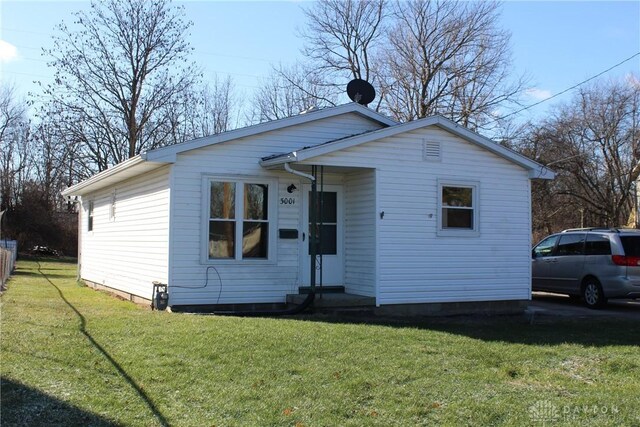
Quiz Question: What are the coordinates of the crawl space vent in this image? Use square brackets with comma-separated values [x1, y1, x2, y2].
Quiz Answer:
[422, 140, 441, 162]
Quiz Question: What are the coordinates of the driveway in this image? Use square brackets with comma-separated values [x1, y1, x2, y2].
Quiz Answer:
[528, 292, 640, 320]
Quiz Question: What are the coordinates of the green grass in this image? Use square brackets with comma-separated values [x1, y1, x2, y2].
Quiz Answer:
[1, 259, 639, 426]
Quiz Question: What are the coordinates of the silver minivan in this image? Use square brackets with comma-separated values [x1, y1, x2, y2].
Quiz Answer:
[532, 228, 640, 308]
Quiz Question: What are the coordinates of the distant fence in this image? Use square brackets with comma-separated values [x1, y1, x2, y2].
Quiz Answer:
[0, 240, 17, 288]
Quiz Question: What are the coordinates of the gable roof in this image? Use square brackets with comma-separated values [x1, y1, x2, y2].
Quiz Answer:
[62, 105, 553, 197]
[62, 103, 396, 196]
[260, 115, 555, 180]
[143, 103, 396, 163]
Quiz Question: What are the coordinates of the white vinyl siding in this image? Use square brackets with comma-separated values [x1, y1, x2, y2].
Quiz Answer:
[79, 166, 170, 299]
[302, 127, 532, 305]
[169, 112, 384, 305]
[344, 169, 376, 297]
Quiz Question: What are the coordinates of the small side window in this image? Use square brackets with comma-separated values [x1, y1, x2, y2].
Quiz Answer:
[555, 233, 586, 256]
[109, 190, 116, 221]
[533, 235, 559, 258]
[437, 180, 479, 236]
[88, 201, 94, 232]
[585, 234, 612, 255]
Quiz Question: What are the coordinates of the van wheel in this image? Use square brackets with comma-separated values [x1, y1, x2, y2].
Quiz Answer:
[582, 279, 606, 309]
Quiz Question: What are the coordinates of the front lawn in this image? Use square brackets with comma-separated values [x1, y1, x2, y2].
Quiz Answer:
[1, 259, 638, 426]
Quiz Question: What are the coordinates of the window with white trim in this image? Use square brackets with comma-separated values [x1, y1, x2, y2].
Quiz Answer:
[207, 179, 272, 260]
[437, 181, 479, 236]
[109, 190, 116, 221]
[87, 201, 94, 231]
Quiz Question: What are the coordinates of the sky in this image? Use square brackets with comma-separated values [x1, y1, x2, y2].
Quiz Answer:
[1, 0, 639, 125]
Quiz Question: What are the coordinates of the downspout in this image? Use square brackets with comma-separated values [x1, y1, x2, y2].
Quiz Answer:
[284, 162, 315, 181]
[285, 162, 318, 294]
[208, 162, 316, 316]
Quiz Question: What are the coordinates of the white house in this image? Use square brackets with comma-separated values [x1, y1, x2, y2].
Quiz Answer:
[62, 103, 554, 313]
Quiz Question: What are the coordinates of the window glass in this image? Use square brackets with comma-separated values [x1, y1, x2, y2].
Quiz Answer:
[242, 222, 268, 258]
[585, 234, 612, 255]
[442, 187, 472, 207]
[244, 184, 268, 220]
[555, 233, 586, 256]
[209, 221, 235, 259]
[109, 191, 116, 221]
[210, 182, 235, 219]
[209, 181, 236, 259]
[308, 191, 338, 255]
[318, 192, 337, 223]
[88, 201, 94, 231]
[533, 235, 559, 257]
[242, 183, 269, 259]
[208, 180, 270, 260]
[620, 236, 640, 257]
[441, 186, 474, 230]
[319, 225, 337, 254]
[442, 209, 473, 229]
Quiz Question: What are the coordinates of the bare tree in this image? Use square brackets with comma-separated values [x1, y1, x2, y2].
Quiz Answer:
[379, 0, 525, 129]
[30, 106, 84, 211]
[250, 64, 336, 123]
[42, 0, 199, 171]
[0, 85, 31, 211]
[301, 0, 386, 84]
[523, 76, 640, 231]
[179, 76, 238, 140]
[251, 1, 385, 119]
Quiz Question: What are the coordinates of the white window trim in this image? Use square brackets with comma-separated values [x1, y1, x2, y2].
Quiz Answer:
[437, 179, 480, 237]
[87, 200, 94, 232]
[109, 189, 116, 222]
[201, 175, 278, 265]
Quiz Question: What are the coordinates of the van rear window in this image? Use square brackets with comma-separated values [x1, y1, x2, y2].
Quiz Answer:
[620, 236, 640, 257]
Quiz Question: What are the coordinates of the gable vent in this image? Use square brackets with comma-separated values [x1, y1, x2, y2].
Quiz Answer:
[423, 140, 441, 162]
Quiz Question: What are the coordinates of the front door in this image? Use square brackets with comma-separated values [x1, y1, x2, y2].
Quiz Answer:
[301, 184, 344, 286]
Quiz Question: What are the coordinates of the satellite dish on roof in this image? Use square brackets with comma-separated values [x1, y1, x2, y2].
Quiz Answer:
[347, 79, 375, 106]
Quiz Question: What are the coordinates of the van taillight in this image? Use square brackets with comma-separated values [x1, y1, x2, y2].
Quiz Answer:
[611, 255, 640, 266]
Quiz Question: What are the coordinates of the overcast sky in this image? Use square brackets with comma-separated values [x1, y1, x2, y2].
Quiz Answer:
[1, 0, 639, 123]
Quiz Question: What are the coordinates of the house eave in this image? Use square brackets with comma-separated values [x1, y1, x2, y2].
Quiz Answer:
[61, 155, 170, 197]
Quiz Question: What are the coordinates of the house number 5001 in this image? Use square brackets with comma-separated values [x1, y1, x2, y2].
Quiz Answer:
[280, 197, 296, 205]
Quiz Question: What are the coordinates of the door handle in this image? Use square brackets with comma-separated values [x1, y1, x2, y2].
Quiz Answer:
[302, 232, 305, 241]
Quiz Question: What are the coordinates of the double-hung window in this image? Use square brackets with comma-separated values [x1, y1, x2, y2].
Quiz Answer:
[206, 178, 273, 261]
[437, 180, 479, 236]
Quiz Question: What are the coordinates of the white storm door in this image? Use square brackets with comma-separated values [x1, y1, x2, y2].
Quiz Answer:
[301, 184, 344, 286]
